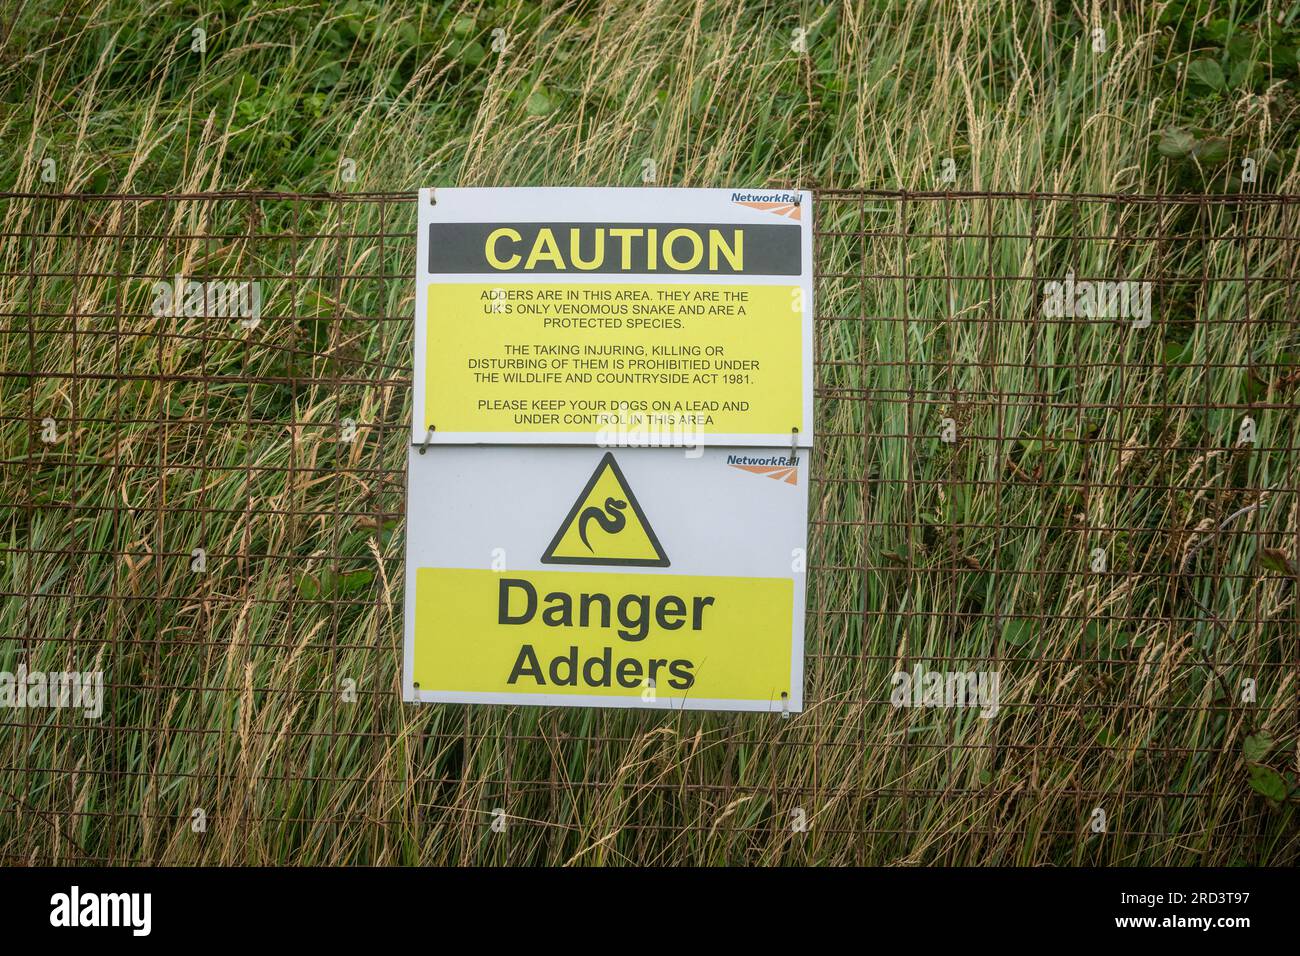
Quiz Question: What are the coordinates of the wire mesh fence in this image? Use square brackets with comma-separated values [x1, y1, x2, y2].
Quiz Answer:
[0, 188, 1296, 865]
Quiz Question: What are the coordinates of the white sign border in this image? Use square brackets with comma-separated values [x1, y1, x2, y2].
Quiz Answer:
[411, 187, 815, 449]
[400, 444, 807, 714]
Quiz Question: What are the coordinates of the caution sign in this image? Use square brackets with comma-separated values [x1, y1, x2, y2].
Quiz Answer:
[411, 188, 814, 448]
[403, 446, 807, 712]
[540, 452, 668, 567]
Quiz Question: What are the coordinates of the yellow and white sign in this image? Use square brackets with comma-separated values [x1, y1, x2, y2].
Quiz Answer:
[403, 446, 808, 712]
[412, 188, 814, 447]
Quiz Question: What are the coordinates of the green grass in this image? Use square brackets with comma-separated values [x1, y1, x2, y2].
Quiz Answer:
[0, 0, 1298, 865]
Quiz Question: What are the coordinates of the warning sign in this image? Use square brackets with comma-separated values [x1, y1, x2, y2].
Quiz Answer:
[403, 188, 813, 714]
[540, 452, 668, 567]
[411, 188, 814, 448]
[403, 445, 807, 712]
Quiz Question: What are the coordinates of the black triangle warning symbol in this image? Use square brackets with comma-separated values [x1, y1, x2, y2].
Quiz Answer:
[540, 453, 669, 567]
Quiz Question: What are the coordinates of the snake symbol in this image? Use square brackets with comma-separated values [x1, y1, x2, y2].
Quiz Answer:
[579, 497, 627, 551]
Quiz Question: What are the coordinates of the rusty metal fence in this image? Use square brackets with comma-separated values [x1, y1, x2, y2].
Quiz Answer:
[0, 189, 1296, 865]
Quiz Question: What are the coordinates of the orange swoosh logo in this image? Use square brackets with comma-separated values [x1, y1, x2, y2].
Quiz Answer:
[735, 200, 801, 221]
[729, 463, 798, 485]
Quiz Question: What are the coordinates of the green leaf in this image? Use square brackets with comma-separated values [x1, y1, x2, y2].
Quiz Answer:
[396, 21, 419, 47]
[526, 89, 554, 116]
[1228, 58, 1255, 89]
[1266, 44, 1296, 71]
[1249, 147, 1281, 174]
[336, 569, 374, 594]
[1243, 733, 1273, 763]
[1225, 34, 1255, 61]
[1186, 58, 1226, 91]
[1003, 619, 1034, 646]
[1240, 369, 1268, 404]
[456, 41, 486, 67]
[1257, 548, 1296, 576]
[1248, 764, 1287, 801]
[296, 573, 321, 600]
[1157, 127, 1197, 159]
[316, 62, 343, 90]
[225, 70, 260, 99]
[1204, 19, 1231, 44]
[1192, 136, 1230, 166]
[452, 16, 475, 36]
[297, 568, 372, 597]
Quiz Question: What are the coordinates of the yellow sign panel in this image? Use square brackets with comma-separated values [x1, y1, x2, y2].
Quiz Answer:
[412, 567, 793, 703]
[541, 452, 667, 567]
[424, 282, 802, 438]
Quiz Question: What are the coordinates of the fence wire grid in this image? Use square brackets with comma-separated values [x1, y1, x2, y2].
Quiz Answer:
[0, 189, 1297, 866]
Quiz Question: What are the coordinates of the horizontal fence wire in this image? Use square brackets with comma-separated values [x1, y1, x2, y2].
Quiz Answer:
[0, 189, 1296, 865]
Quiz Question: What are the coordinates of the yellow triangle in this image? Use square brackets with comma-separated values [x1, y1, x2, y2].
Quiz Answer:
[541, 453, 669, 567]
